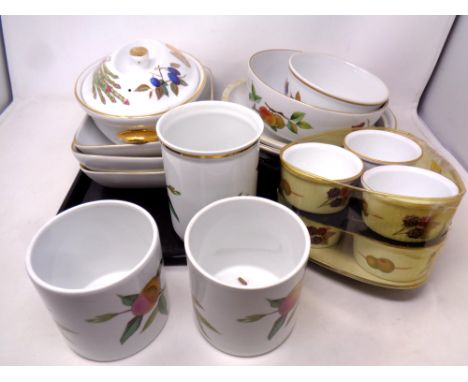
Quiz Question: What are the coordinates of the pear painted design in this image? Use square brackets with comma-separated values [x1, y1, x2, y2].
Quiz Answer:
[86, 259, 167, 345]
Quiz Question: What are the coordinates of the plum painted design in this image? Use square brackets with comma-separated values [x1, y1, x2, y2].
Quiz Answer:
[86, 259, 167, 345]
[237, 282, 302, 340]
[308, 225, 336, 246]
[249, 84, 312, 134]
[393, 215, 435, 240]
[133, 62, 188, 100]
[320, 187, 352, 208]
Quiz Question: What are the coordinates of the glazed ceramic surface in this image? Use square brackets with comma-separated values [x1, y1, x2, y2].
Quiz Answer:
[353, 235, 444, 283]
[222, 79, 398, 156]
[288, 52, 389, 113]
[156, 101, 263, 240]
[81, 166, 166, 189]
[25, 201, 169, 361]
[184, 196, 310, 356]
[361, 165, 459, 242]
[299, 215, 342, 249]
[75, 40, 207, 144]
[74, 116, 162, 157]
[73, 67, 213, 157]
[72, 144, 163, 172]
[280, 142, 363, 214]
[247, 49, 387, 142]
[344, 129, 422, 170]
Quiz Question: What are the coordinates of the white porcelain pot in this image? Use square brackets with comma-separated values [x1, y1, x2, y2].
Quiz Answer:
[185, 196, 310, 356]
[156, 101, 264, 239]
[26, 201, 169, 361]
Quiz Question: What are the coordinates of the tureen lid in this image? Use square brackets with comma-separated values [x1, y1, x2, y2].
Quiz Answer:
[76, 39, 205, 118]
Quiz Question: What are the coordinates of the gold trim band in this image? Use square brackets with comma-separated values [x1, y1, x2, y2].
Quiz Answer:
[161, 140, 259, 159]
[289, 68, 385, 107]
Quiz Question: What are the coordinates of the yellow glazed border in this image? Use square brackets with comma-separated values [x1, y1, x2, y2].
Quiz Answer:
[279, 127, 465, 207]
[74, 53, 208, 120]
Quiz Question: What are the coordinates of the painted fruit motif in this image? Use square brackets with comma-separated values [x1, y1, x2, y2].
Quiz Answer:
[393, 215, 435, 240]
[320, 187, 352, 208]
[307, 225, 336, 246]
[86, 259, 168, 345]
[237, 281, 302, 340]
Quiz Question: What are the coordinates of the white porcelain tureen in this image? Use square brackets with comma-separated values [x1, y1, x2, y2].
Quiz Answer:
[75, 39, 207, 144]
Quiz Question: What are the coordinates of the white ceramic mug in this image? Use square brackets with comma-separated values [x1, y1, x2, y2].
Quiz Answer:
[185, 196, 311, 356]
[156, 100, 264, 239]
[26, 200, 169, 361]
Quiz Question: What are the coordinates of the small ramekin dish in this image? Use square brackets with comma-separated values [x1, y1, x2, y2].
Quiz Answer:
[288, 52, 389, 113]
[344, 129, 422, 170]
[361, 165, 460, 243]
[353, 235, 444, 283]
[247, 49, 388, 143]
[280, 142, 363, 214]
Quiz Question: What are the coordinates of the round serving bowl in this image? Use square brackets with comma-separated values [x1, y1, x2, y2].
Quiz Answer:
[361, 165, 460, 243]
[344, 129, 423, 170]
[280, 142, 363, 214]
[75, 39, 207, 144]
[247, 49, 388, 142]
[287, 52, 389, 113]
[353, 235, 444, 283]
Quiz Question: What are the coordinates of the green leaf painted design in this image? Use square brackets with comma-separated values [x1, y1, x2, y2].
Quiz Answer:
[286, 306, 298, 326]
[118, 294, 139, 307]
[249, 84, 262, 103]
[237, 314, 267, 323]
[141, 306, 158, 332]
[167, 185, 181, 195]
[134, 84, 151, 92]
[168, 198, 180, 222]
[156, 86, 164, 99]
[192, 296, 204, 310]
[179, 78, 188, 86]
[170, 82, 179, 96]
[86, 313, 119, 323]
[158, 293, 168, 315]
[267, 298, 284, 309]
[162, 83, 169, 96]
[287, 121, 298, 134]
[268, 315, 287, 341]
[290, 112, 305, 122]
[196, 310, 221, 335]
[298, 121, 312, 129]
[120, 315, 143, 344]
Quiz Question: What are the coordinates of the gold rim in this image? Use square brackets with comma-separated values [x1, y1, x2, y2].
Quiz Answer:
[161, 140, 259, 159]
[280, 143, 364, 184]
[80, 164, 165, 175]
[343, 130, 423, 165]
[289, 61, 387, 107]
[308, 258, 428, 290]
[74, 52, 207, 120]
[248, 49, 388, 117]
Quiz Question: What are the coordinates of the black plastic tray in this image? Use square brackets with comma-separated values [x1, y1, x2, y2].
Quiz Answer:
[58, 152, 281, 266]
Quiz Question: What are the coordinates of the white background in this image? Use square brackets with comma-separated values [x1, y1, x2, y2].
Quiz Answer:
[2, 15, 468, 367]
